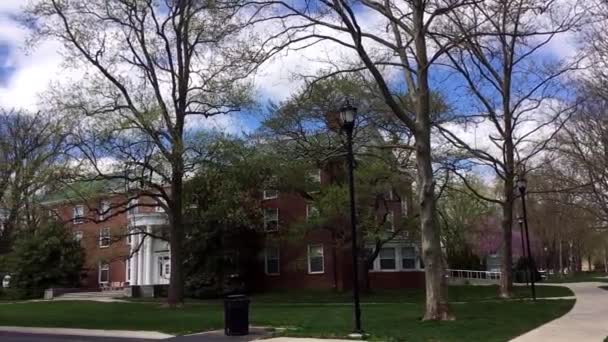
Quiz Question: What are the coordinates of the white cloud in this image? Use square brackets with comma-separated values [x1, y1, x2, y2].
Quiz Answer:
[0, 1, 65, 111]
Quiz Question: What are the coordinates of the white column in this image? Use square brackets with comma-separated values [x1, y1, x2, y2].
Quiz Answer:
[144, 226, 153, 285]
[138, 232, 145, 285]
[129, 239, 138, 285]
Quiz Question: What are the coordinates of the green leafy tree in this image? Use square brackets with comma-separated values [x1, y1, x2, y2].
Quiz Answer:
[8, 221, 85, 292]
[437, 176, 492, 270]
[287, 156, 416, 291]
[182, 136, 278, 295]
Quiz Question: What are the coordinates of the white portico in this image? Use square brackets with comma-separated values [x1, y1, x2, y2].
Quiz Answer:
[127, 212, 171, 286]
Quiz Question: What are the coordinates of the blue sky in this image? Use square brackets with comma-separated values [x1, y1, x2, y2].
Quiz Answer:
[0, 0, 581, 139]
[0, 41, 15, 87]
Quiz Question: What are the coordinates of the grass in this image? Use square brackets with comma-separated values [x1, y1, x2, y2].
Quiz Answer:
[126, 285, 573, 305]
[250, 285, 573, 303]
[545, 272, 608, 283]
[0, 299, 574, 341]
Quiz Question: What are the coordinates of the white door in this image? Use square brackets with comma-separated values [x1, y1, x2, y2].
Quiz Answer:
[157, 256, 170, 284]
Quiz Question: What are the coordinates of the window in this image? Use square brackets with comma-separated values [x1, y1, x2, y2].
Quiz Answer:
[127, 199, 138, 216]
[264, 208, 279, 231]
[74, 231, 83, 243]
[99, 201, 110, 221]
[126, 260, 131, 283]
[264, 247, 280, 275]
[379, 247, 396, 270]
[99, 262, 110, 284]
[308, 244, 324, 274]
[126, 228, 132, 245]
[73, 205, 85, 224]
[401, 198, 408, 217]
[309, 169, 322, 184]
[99, 227, 111, 248]
[369, 245, 419, 271]
[386, 211, 395, 231]
[306, 204, 319, 221]
[263, 190, 278, 200]
[401, 247, 416, 269]
[155, 197, 167, 213]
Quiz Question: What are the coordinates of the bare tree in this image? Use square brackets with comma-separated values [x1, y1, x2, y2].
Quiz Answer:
[435, 0, 584, 297]
[251, 0, 490, 320]
[0, 110, 68, 253]
[27, 0, 269, 306]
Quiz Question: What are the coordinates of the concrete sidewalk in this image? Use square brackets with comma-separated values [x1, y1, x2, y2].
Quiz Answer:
[0, 326, 358, 341]
[0, 326, 173, 340]
[510, 282, 608, 342]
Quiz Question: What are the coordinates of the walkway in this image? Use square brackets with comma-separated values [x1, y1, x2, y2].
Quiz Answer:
[510, 282, 608, 342]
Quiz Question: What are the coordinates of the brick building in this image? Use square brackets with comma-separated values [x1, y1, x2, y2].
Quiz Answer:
[43, 166, 425, 291]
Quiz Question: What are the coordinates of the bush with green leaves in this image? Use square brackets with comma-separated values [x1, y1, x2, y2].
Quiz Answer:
[6, 221, 85, 293]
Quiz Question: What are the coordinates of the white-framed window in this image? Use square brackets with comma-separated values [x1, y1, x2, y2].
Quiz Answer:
[401, 246, 416, 269]
[99, 262, 110, 284]
[307, 244, 324, 274]
[99, 227, 111, 248]
[73, 205, 85, 224]
[99, 201, 110, 221]
[263, 190, 279, 200]
[264, 208, 279, 231]
[386, 211, 395, 232]
[369, 244, 420, 272]
[306, 204, 319, 221]
[74, 231, 83, 243]
[127, 199, 138, 216]
[155, 197, 167, 213]
[309, 169, 322, 184]
[264, 247, 280, 275]
[379, 247, 397, 270]
[401, 198, 408, 217]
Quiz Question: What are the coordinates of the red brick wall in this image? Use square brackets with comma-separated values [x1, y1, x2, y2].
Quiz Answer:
[48, 194, 140, 288]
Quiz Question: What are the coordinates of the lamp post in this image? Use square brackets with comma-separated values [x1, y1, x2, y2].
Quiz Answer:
[517, 216, 529, 287]
[517, 175, 536, 301]
[339, 100, 362, 334]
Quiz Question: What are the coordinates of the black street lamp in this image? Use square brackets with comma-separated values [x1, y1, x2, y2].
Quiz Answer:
[339, 100, 362, 334]
[517, 216, 529, 287]
[517, 175, 536, 301]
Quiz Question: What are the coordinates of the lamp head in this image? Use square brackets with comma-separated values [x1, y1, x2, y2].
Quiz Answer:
[339, 100, 357, 130]
[516, 176, 527, 193]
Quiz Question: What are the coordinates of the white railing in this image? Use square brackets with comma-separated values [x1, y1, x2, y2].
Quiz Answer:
[446, 269, 502, 281]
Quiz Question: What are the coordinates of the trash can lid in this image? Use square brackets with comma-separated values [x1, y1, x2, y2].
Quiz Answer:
[226, 294, 248, 300]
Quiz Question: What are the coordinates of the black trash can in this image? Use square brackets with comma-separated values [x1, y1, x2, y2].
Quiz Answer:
[224, 294, 250, 336]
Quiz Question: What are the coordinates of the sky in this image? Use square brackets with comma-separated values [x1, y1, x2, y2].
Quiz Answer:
[0, 0, 584, 177]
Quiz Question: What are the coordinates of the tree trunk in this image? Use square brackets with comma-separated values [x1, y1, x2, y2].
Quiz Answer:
[604, 247, 608, 273]
[559, 239, 564, 275]
[412, 0, 452, 321]
[415, 103, 451, 320]
[499, 198, 514, 298]
[168, 162, 185, 306]
[417, 140, 451, 320]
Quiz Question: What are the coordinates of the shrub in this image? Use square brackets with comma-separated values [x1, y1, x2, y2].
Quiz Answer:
[6, 221, 85, 291]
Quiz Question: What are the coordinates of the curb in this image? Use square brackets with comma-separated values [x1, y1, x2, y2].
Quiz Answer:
[0, 326, 174, 339]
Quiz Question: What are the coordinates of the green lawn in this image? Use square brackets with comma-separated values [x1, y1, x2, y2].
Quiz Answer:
[0, 299, 574, 341]
[126, 285, 573, 305]
[545, 272, 608, 283]
[250, 285, 573, 303]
